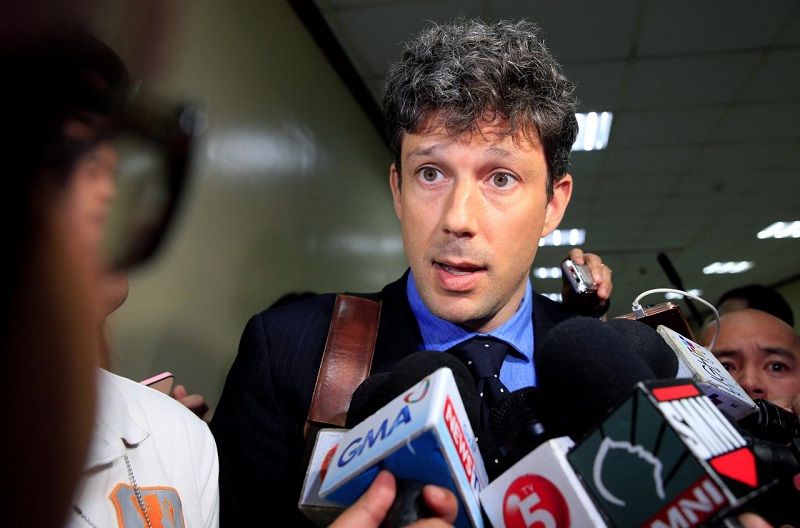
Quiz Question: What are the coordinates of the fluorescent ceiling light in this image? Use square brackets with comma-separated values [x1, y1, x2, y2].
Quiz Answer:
[573, 112, 613, 151]
[542, 293, 563, 302]
[702, 261, 754, 274]
[539, 228, 586, 247]
[532, 266, 562, 279]
[665, 289, 702, 300]
[757, 221, 800, 239]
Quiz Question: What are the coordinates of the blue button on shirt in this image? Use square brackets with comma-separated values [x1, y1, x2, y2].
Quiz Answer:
[406, 271, 537, 391]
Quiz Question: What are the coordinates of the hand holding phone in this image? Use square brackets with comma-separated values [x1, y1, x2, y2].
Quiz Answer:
[561, 259, 599, 294]
[140, 371, 174, 395]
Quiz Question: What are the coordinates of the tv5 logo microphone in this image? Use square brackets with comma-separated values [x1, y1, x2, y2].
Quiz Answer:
[480, 436, 609, 528]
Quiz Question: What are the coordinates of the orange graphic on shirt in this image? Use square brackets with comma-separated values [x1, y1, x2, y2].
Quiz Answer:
[111, 483, 185, 527]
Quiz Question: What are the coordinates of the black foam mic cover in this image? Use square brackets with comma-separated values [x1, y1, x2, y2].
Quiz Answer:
[346, 372, 392, 428]
[345, 351, 482, 434]
[536, 316, 657, 440]
[487, 386, 558, 478]
[605, 317, 679, 378]
[342, 350, 487, 526]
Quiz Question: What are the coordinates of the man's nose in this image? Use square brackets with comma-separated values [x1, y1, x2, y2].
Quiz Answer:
[735, 368, 767, 399]
[442, 180, 480, 236]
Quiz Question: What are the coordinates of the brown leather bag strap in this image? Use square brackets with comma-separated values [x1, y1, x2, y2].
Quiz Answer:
[304, 293, 381, 439]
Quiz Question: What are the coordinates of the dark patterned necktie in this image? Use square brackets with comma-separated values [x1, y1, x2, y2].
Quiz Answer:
[446, 336, 511, 428]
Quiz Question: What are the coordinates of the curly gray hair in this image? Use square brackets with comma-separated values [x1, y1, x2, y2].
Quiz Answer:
[382, 17, 578, 199]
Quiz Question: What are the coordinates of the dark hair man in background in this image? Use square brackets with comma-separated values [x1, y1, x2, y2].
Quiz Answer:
[715, 283, 794, 328]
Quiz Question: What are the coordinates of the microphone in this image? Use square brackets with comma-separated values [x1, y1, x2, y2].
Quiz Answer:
[605, 316, 800, 445]
[480, 436, 610, 528]
[345, 372, 392, 427]
[298, 427, 349, 526]
[345, 352, 481, 432]
[487, 387, 558, 477]
[651, 323, 799, 444]
[317, 351, 489, 528]
[739, 399, 800, 445]
[535, 315, 659, 440]
[535, 317, 799, 526]
[566, 377, 795, 527]
[605, 317, 679, 378]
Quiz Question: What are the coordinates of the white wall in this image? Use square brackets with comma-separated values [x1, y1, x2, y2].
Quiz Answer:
[100, 0, 406, 412]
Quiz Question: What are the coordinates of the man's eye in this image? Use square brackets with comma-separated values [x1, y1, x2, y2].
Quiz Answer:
[490, 172, 516, 188]
[720, 362, 734, 372]
[419, 167, 442, 183]
[768, 362, 787, 372]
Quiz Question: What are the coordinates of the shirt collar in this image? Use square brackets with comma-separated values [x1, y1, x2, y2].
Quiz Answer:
[407, 271, 534, 362]
[83, 369, 150, 469]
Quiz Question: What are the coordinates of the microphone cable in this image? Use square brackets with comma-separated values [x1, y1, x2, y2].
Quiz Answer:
[630, 287, 721, 351]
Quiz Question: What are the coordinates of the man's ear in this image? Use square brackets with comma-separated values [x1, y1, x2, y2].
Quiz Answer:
[390, 163, 402, 219]
[541, 173, 573, 237]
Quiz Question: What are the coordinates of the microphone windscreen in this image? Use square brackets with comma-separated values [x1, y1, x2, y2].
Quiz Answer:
[345, 372, 392, 428]
[605, 317, 679, 378]
[488, 387, 557, 476]
[385, 350, 481, 431]
[536, 316, 657, 439]
[344, 351, 482, 433]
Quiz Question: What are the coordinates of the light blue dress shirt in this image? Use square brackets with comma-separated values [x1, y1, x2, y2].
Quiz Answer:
[406, 271, 537, 391]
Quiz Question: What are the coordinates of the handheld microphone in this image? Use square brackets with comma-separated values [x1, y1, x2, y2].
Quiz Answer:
[535, 315, 659, 440]
[536, 317, 798, 526]
[605, 317, 678, 379]
[566, 378, 787, 527]
[480, 436, 609, 528]
[486, 387, 558, 479]
[318, 351, 489, 528]
[606, 316, 800, 445]
[652, 323, 799, 444]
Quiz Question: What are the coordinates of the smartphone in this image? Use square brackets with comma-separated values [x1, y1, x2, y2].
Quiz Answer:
[140, 371, 174, 395]
[561, 259, 598, 294]
[615, 302, 695, 341]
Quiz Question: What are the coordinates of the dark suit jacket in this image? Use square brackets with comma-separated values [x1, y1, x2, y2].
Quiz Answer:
[209, 270, 577, 526]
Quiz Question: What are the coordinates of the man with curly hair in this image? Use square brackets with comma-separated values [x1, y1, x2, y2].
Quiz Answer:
[211, 17, 612, 526]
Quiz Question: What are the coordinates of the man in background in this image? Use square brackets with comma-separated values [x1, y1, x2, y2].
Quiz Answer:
[715, 283, 794, 328]
[700, 308, 800, 411]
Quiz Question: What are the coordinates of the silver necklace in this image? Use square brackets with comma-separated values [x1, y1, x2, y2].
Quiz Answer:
[72, 453, 153, 528]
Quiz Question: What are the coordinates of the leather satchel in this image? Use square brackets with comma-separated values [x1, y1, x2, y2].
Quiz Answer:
[304, 293, 381, 439]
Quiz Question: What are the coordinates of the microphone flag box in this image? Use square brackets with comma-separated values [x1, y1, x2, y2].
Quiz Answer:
[657, 325, 757, 420]
[480, 436, 609, 528]
[298, 428, 348, 526]
[318, 366, 488, 528]
[567, 378, 773, 528]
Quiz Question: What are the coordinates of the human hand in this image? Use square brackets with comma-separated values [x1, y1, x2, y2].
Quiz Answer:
[172, 384, 211, 421]
[561, 248, 613, 318]
[329, 470, 458, 528]
[736, 512, 774, 528]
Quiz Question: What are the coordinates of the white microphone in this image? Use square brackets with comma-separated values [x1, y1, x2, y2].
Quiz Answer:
[299, 428, 349, 525]
[655, 323, 757, 420]
[316, 352, 489, 528]
[480, 435, 609, 527]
